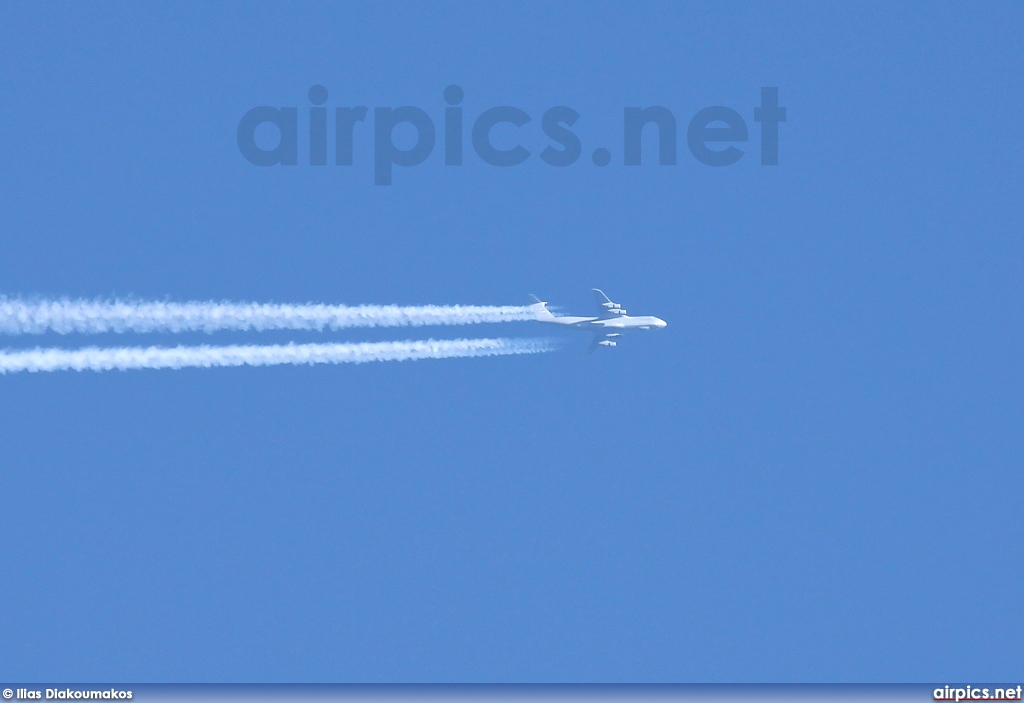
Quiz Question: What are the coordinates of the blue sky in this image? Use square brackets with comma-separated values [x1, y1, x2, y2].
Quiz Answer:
[1, 1, 1022, 682]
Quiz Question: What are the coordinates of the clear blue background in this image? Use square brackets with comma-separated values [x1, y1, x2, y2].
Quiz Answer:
[1, 1, 1022, 682]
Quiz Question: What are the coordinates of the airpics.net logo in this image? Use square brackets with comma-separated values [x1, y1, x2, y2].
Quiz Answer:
[934, 686, 1024, 701]
[236, 85, 786, 185]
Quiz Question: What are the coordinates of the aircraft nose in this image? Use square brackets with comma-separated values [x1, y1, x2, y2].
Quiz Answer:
[658, 318, 668, 328]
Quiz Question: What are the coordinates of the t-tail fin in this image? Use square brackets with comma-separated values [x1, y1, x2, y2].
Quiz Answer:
[528, 294, 556, 320]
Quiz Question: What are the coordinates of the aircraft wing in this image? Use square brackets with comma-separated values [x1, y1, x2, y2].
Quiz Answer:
[591, 288, 626, 318]
[587, 330, 623, 353]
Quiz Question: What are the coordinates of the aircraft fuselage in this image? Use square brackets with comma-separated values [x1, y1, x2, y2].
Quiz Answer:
[544, 314, 668, 330]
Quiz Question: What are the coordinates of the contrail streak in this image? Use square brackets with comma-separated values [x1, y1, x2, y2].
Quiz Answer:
[0, 338, 555, 374]
[0, 298, 541, 335]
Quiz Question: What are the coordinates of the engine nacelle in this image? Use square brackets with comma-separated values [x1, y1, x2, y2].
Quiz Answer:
[598, 340, 617, 347]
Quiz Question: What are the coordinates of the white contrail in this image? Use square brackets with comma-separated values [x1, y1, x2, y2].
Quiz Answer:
[0, 298, 541, 335]
[0, 338, 555, 374]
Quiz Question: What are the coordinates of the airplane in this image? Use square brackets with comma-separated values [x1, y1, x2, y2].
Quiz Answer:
[528, 289, 667, 351]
